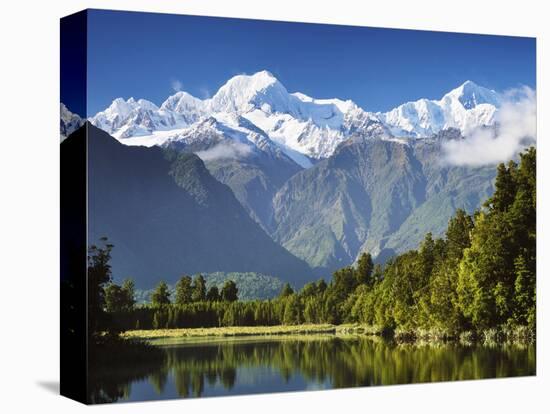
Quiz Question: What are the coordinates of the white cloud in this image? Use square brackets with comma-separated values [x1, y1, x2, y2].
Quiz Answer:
[442, 86, 536, 166]
[171, 79, 183, 92]
[196, 141, 252, 161]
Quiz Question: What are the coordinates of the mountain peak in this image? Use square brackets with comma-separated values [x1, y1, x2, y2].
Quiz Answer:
[106, 97, 138, 117]
[460, 79, 478, 88]
[60, 103, 84, 139]
[210, 70, 289, 113]
[160, 90, 203, 114]
[443, 80, 501, 109]
[87, 72, 510, 159]
[221, 70, 281, 92]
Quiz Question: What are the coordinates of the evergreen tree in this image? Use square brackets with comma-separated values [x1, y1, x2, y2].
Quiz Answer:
[356, 252, 374, 285]
[283, 295, 302, 325]
[206, 285, 220, 302]
[192, 275, 207, 302]
[419, 233, 437, 278]
[279, 282, 294, 298]
[299, 282, 318, 297]
[316, 279, 328, 294]
[121, 278, 136, 310]
[175, 275, 193, 305]
[487, 161, 517, 213]
[303, 297, 320, 323]
[331, 266, 355, 300]
[445, 209, 474, 261]
[221, 280, 238, 302]
[456, 151, 536, 329]
[104, 283, 125, 313]
[87, 237, 114, 334]
[513, 254, 535, 326]
[152, 281, 171, 306]
[429, 260, 463, 333]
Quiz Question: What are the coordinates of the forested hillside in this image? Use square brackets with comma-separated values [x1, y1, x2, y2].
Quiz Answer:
[99, 147, 535, 338]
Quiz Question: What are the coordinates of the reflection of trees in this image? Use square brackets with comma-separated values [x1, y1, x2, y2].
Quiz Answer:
[150, 370, 168, 394]
[159, 338, 535, 398]
[88, 356, 161, 403]
[90, 337, 536, 401]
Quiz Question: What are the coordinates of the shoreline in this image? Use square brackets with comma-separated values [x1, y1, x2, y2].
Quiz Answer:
[121, 324, 535, 345]
[122, 324, 338, 341]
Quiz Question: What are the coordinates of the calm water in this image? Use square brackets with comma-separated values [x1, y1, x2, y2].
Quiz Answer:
[89, 335, 535, 403]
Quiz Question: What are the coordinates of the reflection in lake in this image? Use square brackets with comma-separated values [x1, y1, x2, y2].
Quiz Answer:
[89, 336, 535, 403]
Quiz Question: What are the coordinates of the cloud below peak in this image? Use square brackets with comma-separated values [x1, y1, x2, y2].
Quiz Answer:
[442, 86, 536, 167]
[196, 141, 252, 162]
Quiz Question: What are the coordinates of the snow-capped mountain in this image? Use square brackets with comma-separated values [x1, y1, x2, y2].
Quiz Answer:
[91, 97, 191, 139]
[161, 114, 296, 165]
[379, 80, 501, 137]
[227, 72, 389, 163]
[88, 71, 504, 165]
[60, 103, 84, 140]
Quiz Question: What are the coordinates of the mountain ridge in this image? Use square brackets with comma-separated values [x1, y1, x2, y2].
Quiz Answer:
[64, 123, 314, 288]
[59, 74, 529, 283]
[83, 72, 506, 163]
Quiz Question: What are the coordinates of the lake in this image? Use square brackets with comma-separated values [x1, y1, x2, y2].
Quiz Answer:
[88, 335, 536, 403]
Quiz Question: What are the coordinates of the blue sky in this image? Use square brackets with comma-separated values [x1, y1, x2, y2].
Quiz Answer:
[63, 9, 536, 117]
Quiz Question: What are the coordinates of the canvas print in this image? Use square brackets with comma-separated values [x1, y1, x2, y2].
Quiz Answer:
[60, 9, 536, 404]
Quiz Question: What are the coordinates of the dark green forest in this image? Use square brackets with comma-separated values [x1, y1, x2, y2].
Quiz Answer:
[92, 147, 536, 341]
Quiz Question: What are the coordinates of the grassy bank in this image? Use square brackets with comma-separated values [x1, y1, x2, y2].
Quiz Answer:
[122, 324, 339, 340]
[121, 323, 534, 345]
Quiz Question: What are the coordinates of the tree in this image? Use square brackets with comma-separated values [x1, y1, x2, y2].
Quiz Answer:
[104, 278, 136, 314]
[221, 280, 238, 302]
[316, 279, 328, 294]
[487, 161, 517, 213]
[104, 283, 125, 313]
[356, 252, 374, 286]
[206, 285, 220, 302]
[419, 232, 437, 278]
[152, 281, 171, 306]
[87, 237, 114, 334]
[279, 282, 294, 298]
[372, 264, 383, 283]
[299, 282, 318, 297]
[445, 209, 474, 261]
[513, 254, 535, 326]
[175, 275, 193, 305]
[283, 295, 302, 325]
[428, 260, 463, 333]
[121, 278, 136, 310]
[382, 251, 423, 330]
[192, 275, 207, 302]
[303, 297, 320, 323]
[331, 266, 355, 300]
[457, 149, 536, 329]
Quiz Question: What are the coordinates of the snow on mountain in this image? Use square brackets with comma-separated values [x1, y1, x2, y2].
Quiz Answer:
[60, 103, 84, 140]
[88, 73, 504, 165]
[162, 114, 290, 162]
[208, 70, 291, 114]
[379, 80, 501, 138]
[159, 91, 206, 123]
[236, 74, 389, 161]
[91, 97, 190, 139]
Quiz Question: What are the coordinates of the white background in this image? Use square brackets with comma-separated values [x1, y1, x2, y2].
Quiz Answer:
[0, 0, 548, 412]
